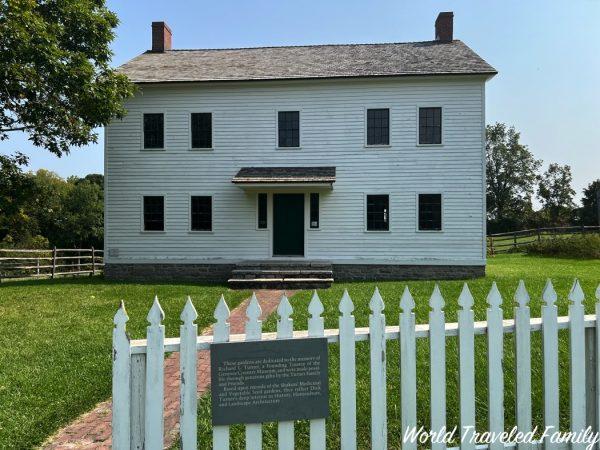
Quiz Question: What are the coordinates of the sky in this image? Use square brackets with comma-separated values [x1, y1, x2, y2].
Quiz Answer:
[2, 0, 599, 203]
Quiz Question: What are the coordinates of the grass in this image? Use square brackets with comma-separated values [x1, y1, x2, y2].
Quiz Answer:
[0, 277, 250, 449]
[195, 254, 600, 449]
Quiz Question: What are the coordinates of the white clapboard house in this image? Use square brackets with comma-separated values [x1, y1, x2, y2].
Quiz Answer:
[104, 12, 496, 287]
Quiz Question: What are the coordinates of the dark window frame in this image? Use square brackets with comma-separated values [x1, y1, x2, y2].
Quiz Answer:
[143, 113, 165, 149]
[418, 193, 443, 231]
[366, 194, 390, 231]
[277, 110, 300, 148]
[142, 195, 165, 231]
[190, 195, 213, 232]
[309, 193, 319, 229]
[190, 112, 213, 149]
[366, 108, 390, 146]
[418, 107, 442, 145]
[257, 193, 268, 229]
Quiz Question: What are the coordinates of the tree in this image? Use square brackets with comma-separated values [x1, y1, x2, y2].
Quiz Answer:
[0, 0, 134, 156]
[0, 153, 36, 244]
[537, 163, 576, 225]
[61, 178, 104, 248]
[581, 179, 600, 226]
[486, 123, 542, 231]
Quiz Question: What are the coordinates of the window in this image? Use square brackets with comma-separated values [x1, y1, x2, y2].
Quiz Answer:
[418, 107, 442, 145]
[191, 113, 212, 149]
[418, 194, 442, 231]
[257, 193, 267, 229]
[310, 193, 319, 229]
[191, 196, 212, 231]
[143, 196, 164, 231]
[366, 108, 389, 146]
[278, 111, 300, 147]
[143, 113, 164, 149]
[366, 195, 389, 231]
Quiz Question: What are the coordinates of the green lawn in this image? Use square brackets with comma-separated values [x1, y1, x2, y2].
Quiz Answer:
[196, 254, 600, 449]
[0, 277, 250, 449]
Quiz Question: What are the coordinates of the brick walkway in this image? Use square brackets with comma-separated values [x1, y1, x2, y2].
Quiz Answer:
[43, 289, 292, 449]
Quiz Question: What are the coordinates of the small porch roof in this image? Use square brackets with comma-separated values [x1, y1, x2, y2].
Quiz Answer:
[232, 166, 336, 190]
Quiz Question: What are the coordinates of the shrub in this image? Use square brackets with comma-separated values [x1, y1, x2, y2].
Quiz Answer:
[524, 233, 600, 259]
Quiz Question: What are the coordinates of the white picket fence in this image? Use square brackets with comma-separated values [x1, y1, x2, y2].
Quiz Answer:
[112, 280, 600, 450]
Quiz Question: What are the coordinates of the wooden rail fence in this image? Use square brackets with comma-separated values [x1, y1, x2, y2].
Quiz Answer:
[0, 247, 103, 281]
[488, 225, 600, 255]
[113, 280, 600, 449]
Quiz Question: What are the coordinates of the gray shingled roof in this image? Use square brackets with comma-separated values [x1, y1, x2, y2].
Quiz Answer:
[232, 167, 336, 184]
[118, 40, 496, 83]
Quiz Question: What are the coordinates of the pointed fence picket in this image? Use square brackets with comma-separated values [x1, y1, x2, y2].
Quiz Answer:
[111, 279, 600, 450]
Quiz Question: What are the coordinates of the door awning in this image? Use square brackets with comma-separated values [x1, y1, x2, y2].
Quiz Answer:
[232, 167, 336, 190]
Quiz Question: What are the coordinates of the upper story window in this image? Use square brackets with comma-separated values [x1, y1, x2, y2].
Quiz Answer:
[366, 108, 389, 146]
[310, 193, 319, 229]
[191, 113, 212, 149]
[418, 107, 442, 145]
[191, 196, 212, 231]
[257, 193, 268, 229]
[278, 111, 300, 148]
[366, 194, 389, 231]
[418, 193, 442, 231]
[143, 113, 164, 149]
[143, 196, 164, 231]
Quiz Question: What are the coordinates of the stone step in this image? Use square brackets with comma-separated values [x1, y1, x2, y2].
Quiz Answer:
[231, 269, 333, 279]
[228, 277, 334, 290]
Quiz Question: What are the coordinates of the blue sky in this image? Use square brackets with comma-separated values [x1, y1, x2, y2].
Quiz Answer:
[2, 0, 598, 202]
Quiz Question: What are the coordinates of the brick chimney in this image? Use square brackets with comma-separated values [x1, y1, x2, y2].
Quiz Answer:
[435, 12, 453, 42]
[151, 21, 172, 52]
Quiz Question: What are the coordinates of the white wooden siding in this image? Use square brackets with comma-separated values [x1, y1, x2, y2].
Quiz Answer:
[105, 76, 486, 264]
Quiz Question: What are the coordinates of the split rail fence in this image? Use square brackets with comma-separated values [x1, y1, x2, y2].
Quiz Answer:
[487, 225, 600, 254]
[113, 280, 600, 450]
[0, 247, 103, 281]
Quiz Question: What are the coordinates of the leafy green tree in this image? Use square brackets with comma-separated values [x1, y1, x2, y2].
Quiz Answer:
[537, 163, 576, 225]
[61, 179, 104, 248]
[0, 153, 36, 245]
[580, 179, 600, 226]
[0, 0, 133, 155]
[486, 123, 542, 231]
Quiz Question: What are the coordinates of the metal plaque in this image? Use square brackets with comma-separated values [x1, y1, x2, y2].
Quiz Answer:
[210, 337, 329, 425]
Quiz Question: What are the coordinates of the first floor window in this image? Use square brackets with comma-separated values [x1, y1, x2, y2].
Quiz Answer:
[310, 193, 319, 228]
[143, 113, 164, 149]
[418, 107, 442, 144]
[191, 112, 212, 148]
[278, 111, 300, 147]
[418, 194, 442, 230]
[366, 194, 389, 231]
[366, 108, 389, 146]
[143, 196, 164, 231]
[191, 196, 212, 231]
[257, 193, 267, 229]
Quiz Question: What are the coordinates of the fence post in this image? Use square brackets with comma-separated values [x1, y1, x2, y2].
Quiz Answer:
[91, 247, 96, 276]
[489, 236, 494, 256]
[537, 228, 541, 243]
[585, 326, 597, 433]
[51, 247, 57, 279]
[513, 232, 518, 250]
[36, 258, 40, 276]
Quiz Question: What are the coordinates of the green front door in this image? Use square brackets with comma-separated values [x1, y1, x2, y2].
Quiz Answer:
[273, 194, 305, 256]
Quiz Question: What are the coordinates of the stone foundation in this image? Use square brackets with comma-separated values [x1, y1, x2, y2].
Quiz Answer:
[333, 264, 485, 281]
[104, 263, 235, 282]
[105, 262, 484, 282]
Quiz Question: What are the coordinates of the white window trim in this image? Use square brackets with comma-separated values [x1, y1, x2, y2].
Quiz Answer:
[188, 111, 214, 151]
[275, 108, 302, 150]
[140, 194, 166, 233]
[188, 193, 214, 233]
[140, 111, 166, 151]
[416, 105, 444, 147]
[307, 192, 321, 230]
[364, 193, 391, 233]
[364, 106, 392, 148]
[256, 193, 269, 231]
[416, 192, 444, 232]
